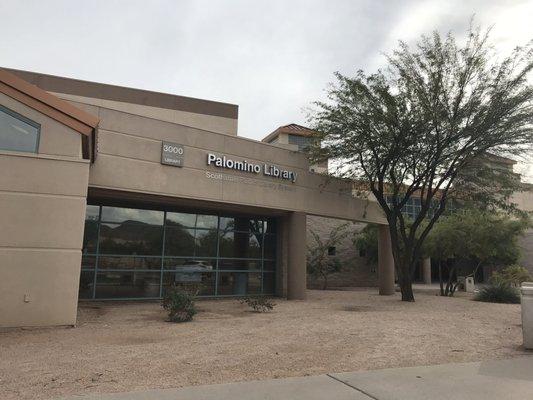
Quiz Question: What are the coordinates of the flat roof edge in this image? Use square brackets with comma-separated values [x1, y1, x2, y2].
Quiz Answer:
[4, 68, 239, 120]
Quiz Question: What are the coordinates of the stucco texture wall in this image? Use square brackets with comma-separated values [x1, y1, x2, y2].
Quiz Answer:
[0, 95, 89, 328]
[306, 216, 377, 289]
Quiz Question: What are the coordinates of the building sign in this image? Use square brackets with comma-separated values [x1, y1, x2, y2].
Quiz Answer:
[207, 153, 297, 183]
[161, 142, 184, 167]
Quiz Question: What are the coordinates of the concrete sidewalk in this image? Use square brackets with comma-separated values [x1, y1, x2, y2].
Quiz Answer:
[61, 356, 533, 400]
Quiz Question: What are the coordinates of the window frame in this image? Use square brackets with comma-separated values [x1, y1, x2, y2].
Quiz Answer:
[0, 104, 41, 153]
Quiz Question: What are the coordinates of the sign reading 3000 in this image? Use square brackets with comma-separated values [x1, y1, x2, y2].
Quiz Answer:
[161, 141, 184, 167]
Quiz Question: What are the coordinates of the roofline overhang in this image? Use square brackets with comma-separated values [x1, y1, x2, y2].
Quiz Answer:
[0, 68, 99, 161]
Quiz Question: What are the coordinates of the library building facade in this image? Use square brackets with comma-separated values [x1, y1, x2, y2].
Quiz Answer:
[0, 68, 394, 328]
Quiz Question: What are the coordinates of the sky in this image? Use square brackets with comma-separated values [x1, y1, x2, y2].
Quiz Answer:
[1, 0, 532, 180]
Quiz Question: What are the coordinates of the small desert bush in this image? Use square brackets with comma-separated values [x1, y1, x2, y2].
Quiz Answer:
[474, 282, 520, 304]
[491, 265, 531, 288]
[240, 296, 275, 312]
[162, 285, 198, 322]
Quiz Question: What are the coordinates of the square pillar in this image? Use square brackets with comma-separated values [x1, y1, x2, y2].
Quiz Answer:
[422, 257, 432, 284]
[378, 225, 395, 295]
[287, 212, 307, 300]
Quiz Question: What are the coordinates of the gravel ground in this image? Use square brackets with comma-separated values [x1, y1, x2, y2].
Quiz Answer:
[0, 289, 528, 400]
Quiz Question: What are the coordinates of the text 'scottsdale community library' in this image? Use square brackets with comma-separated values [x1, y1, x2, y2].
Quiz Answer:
[0, 68, 395, 328]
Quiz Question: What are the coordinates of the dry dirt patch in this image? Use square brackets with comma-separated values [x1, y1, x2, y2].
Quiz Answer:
[0, 289, 527, 400]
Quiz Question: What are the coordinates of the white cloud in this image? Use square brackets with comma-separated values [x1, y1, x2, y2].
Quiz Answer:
[1, 0, 531, 180]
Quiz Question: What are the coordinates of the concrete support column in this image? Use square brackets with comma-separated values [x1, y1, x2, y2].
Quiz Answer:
[422, 257, 432, 284]
[287, 212, 307, 300]
[378, 225, 395, 295]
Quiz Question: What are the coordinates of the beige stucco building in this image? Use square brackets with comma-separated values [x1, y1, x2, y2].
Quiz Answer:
[0, 68, 396, 328]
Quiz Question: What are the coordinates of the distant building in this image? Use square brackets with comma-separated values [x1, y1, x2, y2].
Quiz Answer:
[262, 123, 328, 174]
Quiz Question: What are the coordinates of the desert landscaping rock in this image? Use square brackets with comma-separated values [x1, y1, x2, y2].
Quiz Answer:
[0, 289, 527, 400]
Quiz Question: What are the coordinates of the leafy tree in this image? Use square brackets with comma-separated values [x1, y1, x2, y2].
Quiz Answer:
[354, 224, 379, 264]
[491, 264, 532, 288]
[424, 209, 530, 296]
[307, 223, 349, 289]
[308, 25, 533, 301]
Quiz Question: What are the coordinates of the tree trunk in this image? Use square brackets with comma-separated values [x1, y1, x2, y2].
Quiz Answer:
[398, 272, 415, 301]
[322, 274, 328, 290]
[438, 260, 445, 296]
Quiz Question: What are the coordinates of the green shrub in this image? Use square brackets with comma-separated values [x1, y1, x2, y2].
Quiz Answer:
[491, 265, 531, 287]
[162, 285, 197, 322]
[474, 282, 520, 304]
[240, 296, 275, 312]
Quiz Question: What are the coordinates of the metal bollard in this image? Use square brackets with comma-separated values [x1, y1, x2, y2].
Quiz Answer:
[521, 283, 533, 349]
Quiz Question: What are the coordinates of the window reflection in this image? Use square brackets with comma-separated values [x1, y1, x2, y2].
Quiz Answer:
[81, 205, 276, 299]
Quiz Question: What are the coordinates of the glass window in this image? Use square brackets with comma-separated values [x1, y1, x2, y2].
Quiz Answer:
[81, 256, 96, 270]
[264, 235, 276, 259]
[0, 106, 40, 153]
[288, 134, 311, 151]
[219, 231, 262, 258]
[85, 205, 100, 221]
[195, 229, 218, 257]
[217, 272, 261, 296]
[79, 204, 277, 300]
[164, 227, 195, 256]
[95, 271, 161, 299]
[263, 273, 276, 294]
[162, 271, 215, 296]
[263, 261, 276, 271]
[264, 218, 276, 235]
[82, 220, 99, 254]
[97, 256, 161, 270]
[79, 271, 95, 299]
[101, 206, 164, 225]
[220, 216, 263, 233]
[196, 214, 218, 229]
[166, 212, 197, 228]
[218, 259, 262, 271]
[99, 222, 163, 255]
[163, 258, 215, 271]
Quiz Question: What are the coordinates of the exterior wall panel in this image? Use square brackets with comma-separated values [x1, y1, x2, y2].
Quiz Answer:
[0, 94, 89, 327]
[89, 107, 386, 225]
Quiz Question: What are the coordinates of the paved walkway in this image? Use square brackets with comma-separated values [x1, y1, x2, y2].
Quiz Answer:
[61, 356, 533, 400]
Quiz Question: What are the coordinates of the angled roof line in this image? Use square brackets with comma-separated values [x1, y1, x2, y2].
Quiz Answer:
[0, 68, 99, 160]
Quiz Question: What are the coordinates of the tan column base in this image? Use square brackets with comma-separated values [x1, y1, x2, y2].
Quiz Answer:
[287, 212, 307, 300]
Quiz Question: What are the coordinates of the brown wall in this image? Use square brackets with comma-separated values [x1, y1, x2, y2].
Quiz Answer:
[306, 216, 377, 289]
[0, 96, 89, 328]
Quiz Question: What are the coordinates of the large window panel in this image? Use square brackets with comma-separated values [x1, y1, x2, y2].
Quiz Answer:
[163, 258, 215, 272]
[81, 256, 96, 270]
[217, 272, 261, 296]
[195, 214, 218, 229]
[82, 220, 99, 254]
[195, 229, 218, 257]
[97, 256, 161, 270]
[79, 204, 277, 300]
[263, 273, 276, 294]
[263, 235, 276, 260]
[219, 231, 262, 258]
[99, 222, 163, 255]
[0, 106, 40, 153]
[164, 227, 195, 256]
[218, 259, 262, 271]
[219, 216, 263, 233]
[165, 212, 197, 228]
[101, 206, 164, 225]
[162, 271, 215, 296]
[95, 271, 161, 298]
[79, 271, 95, 299]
